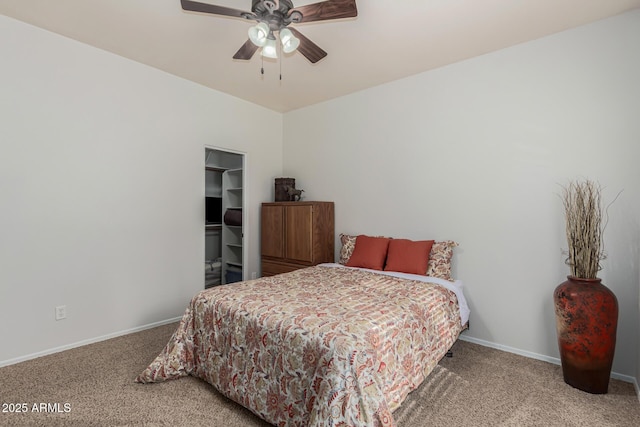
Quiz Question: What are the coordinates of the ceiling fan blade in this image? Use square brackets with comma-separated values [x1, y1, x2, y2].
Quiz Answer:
[233, 39, 259, 60]
[288, 28, 327, 63]
[290, 0, 357, 23]
[180, 0, 248, 18]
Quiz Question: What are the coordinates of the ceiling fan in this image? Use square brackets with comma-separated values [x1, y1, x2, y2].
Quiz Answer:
[180, 0, 358, 63]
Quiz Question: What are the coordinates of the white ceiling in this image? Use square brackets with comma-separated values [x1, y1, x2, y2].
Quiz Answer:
[2, 0, 640, 112]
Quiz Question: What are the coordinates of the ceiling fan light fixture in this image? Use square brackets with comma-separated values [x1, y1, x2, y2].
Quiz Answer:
[279, 28, 300, 54]
[262, 37, 278, 59]
[248, 22, 270, 47]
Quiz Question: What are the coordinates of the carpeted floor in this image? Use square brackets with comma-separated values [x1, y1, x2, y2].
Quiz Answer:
[1, 322, 638, 426]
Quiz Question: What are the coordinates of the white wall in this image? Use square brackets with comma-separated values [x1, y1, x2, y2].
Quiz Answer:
[2, 10, 638, 389]
[283, 11, 640, 378]
[0, 16, 282, 364]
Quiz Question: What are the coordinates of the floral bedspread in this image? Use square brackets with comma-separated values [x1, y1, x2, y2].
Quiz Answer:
[136, 265, 463, 427]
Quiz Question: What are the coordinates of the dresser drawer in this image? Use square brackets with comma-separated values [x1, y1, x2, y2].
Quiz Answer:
[262, 259, 306, 276]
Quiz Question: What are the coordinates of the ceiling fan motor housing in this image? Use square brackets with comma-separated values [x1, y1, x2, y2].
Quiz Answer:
[249, 0, 301, 31]
[252, 0, 293, 14]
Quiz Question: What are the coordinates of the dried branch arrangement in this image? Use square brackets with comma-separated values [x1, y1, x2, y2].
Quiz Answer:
[562, 180, 605, 279]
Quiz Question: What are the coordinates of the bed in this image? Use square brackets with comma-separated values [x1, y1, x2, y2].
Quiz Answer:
[136, 237, 469, 427]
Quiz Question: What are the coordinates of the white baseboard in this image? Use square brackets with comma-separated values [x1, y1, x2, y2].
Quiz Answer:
[458, 335, 640, 400]
[0, 317, 181, 368]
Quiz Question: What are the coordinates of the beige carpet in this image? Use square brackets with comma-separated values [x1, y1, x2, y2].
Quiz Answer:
[1, 322, 638, 427]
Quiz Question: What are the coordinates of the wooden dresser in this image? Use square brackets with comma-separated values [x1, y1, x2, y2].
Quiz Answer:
[261, 201, 334, 276]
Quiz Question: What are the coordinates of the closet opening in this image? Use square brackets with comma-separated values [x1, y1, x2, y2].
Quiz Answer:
[204, 147, 245, 288]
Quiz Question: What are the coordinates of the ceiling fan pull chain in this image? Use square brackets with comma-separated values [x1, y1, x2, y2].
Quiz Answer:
[261, 54, 264, 76]
[279, 40, 283, 81]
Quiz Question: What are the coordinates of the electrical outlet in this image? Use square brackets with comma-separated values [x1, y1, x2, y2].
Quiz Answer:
[55, 305, 66, 321]
[251, 272, 257, 280]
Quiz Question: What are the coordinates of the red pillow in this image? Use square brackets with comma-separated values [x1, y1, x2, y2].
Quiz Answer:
[345, 235, 391, 270]
[384, 239, 435, 275]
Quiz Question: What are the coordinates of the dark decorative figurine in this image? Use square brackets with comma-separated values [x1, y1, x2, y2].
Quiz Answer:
[285, 185, 304, 201]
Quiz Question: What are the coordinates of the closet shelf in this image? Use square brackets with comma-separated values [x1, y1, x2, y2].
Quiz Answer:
[205, 166, 228, 172]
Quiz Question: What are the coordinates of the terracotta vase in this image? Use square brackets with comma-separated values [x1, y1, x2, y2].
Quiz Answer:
[553, 276, 618, 394]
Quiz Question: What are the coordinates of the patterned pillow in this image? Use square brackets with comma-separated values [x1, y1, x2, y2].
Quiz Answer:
[338, 233, 357, 264]
[426, 240, 458, 281]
